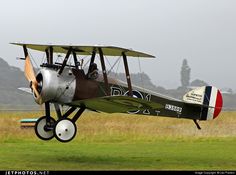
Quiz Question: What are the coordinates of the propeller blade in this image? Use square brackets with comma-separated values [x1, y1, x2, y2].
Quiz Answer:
[31, 82, 42, 104]
[24, 55, 42, 104]
[31, 82, 40, 98]
[24, 55, 36, 82]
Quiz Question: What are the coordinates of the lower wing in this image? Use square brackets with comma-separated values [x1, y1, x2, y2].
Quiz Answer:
[69, 95, 163, 113]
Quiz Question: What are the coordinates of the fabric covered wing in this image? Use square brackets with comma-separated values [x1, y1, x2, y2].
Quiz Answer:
[11, 43, 155, 58]
[69, 96, 163, 113]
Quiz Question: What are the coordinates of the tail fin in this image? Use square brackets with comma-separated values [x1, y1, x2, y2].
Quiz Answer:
[183, 86, 223, 120]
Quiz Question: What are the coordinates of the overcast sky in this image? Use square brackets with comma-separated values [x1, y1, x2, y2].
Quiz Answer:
[0, 0, 236, 90]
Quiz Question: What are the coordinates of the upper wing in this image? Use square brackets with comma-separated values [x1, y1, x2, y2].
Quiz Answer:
[10, 43, 155, 58]
[69, 96, 163, 113]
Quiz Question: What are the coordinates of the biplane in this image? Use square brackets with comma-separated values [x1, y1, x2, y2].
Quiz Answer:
[11, 43, 223, 142]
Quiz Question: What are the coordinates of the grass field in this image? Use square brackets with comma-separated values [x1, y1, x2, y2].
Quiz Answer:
[0, 111, 236, 170]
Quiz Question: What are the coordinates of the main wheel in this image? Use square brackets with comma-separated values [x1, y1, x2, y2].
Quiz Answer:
[54, 119, 77, 142]
[35, 116, 56, 141]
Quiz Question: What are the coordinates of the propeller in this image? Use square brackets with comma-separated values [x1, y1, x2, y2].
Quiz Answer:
[24, 55, 42, 104]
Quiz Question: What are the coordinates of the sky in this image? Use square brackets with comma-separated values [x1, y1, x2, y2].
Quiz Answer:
[0, 0, 236, 90]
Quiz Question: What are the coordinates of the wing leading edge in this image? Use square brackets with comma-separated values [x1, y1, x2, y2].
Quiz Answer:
[10, 43, 155, 58]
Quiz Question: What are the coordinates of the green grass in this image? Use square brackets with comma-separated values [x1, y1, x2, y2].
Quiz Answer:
[1, 138, 236, 170]
[0, 111, 236, 170]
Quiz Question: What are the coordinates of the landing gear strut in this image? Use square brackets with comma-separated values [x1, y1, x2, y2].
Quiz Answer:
[34, 102, 85, 142]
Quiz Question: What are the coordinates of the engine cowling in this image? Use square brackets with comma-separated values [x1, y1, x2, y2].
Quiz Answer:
[34, 67, 76, 104]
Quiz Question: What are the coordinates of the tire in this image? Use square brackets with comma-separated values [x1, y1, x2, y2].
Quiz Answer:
[54, 118, 77, 142]
[35, 116, 56, 141]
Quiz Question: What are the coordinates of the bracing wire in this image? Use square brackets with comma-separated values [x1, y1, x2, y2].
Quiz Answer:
[40, 52, 47, 65]
[28, 51, 39, 69]
[112, 57, 127, 93]
[138, 57, 146, 93]
[107, 56, 121, 75]
[105, 56, 111, 67]
[115, 57, 121, 78]
[82, 56, 91, 69]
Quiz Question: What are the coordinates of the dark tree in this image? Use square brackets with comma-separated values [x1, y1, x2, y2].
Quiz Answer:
[180, 59, 191, 88]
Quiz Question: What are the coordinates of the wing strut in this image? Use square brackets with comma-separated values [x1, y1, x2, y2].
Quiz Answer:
[49, 46, 53, 64]
[98, 48, 110, 96]
[45, 48, 50, 64]
[45, 46, 53, 64]
[23, 45, 28, 58]
[58, 47, 72, 75]
[88, 50, 96, 74]
[122, 52, 133, 96]
[72, 51, 79, 69]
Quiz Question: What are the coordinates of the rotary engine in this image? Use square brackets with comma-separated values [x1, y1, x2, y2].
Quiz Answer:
[34, 67, 76, 104]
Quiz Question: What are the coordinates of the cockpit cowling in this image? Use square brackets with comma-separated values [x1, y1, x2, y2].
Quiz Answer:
[34, 67, 76, 104]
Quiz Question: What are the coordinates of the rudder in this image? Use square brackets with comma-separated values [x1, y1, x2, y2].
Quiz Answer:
[183, 86, 223, 120]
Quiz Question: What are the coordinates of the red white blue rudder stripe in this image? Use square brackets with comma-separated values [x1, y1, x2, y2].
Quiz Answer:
[204, 86, 223, 120]
[183, 86, 223, 120]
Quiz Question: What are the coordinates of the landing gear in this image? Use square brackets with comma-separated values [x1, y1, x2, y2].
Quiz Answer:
[35, 116, 56, 140]
[34, 102, 85, 142]
[54, 119, 77, 142]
